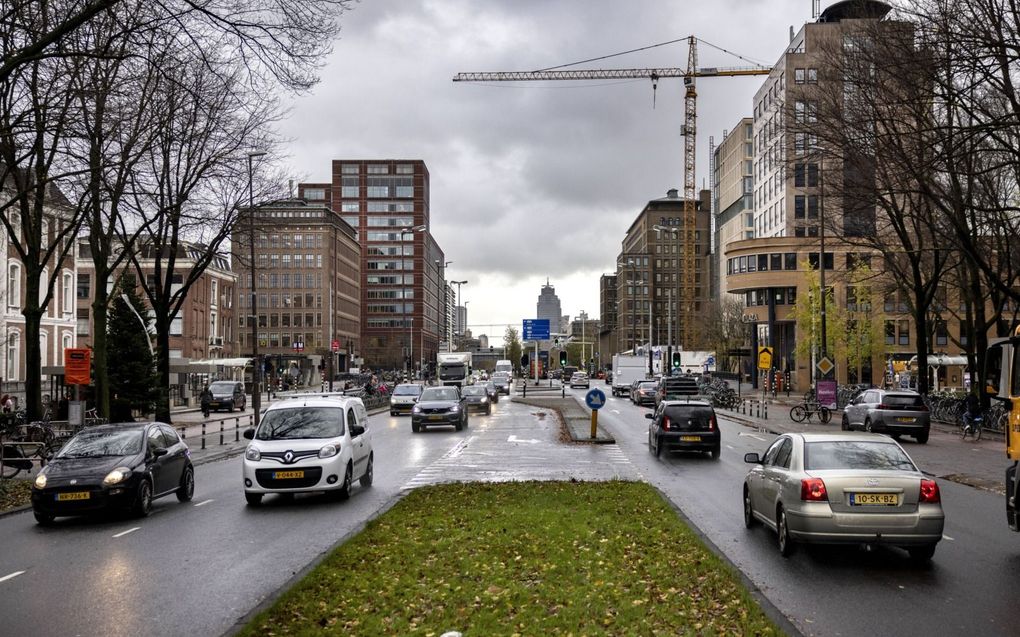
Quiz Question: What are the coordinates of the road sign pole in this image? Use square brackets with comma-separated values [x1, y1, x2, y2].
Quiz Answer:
[591, 410, 597, 439]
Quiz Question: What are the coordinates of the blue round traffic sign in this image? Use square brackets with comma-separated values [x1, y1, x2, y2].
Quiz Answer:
[585, 388, 607, 410]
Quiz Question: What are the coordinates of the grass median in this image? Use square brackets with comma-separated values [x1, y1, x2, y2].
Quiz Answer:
[240, 480, 782, 636]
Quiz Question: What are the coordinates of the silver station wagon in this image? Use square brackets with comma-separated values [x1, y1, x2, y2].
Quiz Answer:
[742, 432, 944, 562]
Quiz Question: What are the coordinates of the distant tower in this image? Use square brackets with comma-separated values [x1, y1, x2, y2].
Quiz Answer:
[536, 279, 562, 330]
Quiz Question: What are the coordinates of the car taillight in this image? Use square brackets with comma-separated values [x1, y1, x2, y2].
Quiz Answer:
[916, 403, 928, 411]
[877, 403, 888, 409]
[708, 415, 716, 431]
[919, 479, 941, 503]
[663, 416, 671, 431]
[800, 478, 828, 501]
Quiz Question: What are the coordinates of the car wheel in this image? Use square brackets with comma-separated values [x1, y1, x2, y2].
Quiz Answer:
[777, 506, 795, 557]
[743, 486, 757, 529]
[245, 492, 263, 506]
[710, 446, 720, 460]
[34, 510, 55, 526]
[486, 406, 491, 415]
[228, 403, 234, 413]
[412, 421, 420, 433]
[390, 410, 397, 416]
[654, 435, 662, 458]
[176, 466, 195, 502]
[360, 453, 374, 488]
[864, 419, 873, 433]
[648, 431, 655, 454]
[132, 479, 153, 518]
[907, 543, 937, 563]
[841, 415, 850, 431]
[335, 464, 353, 501]
[916, 430, 929, 444]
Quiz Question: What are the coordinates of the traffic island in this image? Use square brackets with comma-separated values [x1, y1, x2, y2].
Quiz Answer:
[511, 396, 615, 443]
[235, 481, 783, 636]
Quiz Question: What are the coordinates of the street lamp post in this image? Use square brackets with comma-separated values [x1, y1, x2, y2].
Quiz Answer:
[247, 151, 266, 429]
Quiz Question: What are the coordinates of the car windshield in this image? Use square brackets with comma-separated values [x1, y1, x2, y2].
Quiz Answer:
[662, 406, 714, 427]
[209, 382, 235, 393]
[57, 428, 143, 458]
[392, 385, 422, 396]
[805, 441, 916, 471]
[421, 387, 459, 401]
[463, 387, 486, 396]
[255, 407, 344, 440]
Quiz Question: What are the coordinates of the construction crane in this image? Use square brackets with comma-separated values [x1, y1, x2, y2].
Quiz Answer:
[454, 36, 770, 349]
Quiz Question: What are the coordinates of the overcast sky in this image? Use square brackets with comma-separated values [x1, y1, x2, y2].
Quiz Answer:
[278, 0, 816, 341]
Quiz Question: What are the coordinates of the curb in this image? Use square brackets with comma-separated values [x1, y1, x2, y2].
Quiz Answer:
[0, 502, 32, 519]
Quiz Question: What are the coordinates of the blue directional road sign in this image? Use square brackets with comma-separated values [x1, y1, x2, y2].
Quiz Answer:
[522, 318, 550, 341]
[585, 388, 607, 410]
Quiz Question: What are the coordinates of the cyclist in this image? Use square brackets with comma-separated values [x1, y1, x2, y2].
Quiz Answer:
[963, 390, 982, 435]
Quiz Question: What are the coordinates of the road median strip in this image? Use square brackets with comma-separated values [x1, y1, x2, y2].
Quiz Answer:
[237, 481, 782, 636]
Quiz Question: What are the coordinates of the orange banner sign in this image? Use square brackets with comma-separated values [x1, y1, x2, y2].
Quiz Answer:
[64, 348, 91, 385]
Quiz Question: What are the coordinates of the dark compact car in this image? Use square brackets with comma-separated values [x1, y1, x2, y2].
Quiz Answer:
[462, 386, 493, 415]
[646, 399, 720, 459]
[630, 381, 658, 406]
[207, 380, 246, 412]
[411, 386, 469, 432]
[484, 381, 500, 403]
[841, 389, 931, 443]
[491, 373, 512, 395]
[31, 422, 194, 525]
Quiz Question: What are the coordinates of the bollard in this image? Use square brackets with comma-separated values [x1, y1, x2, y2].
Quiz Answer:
[764, 401, 768, 419]
[235, 417, 240, 442]
[219, 421, 224, 446]
[201, 422, 206, 450]
[178, 426, 186, 440]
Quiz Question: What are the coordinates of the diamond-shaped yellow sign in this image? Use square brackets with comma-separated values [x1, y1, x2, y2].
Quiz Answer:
[816, 356, 835, 376]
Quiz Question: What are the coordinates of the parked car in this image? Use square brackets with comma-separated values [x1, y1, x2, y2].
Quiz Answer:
[389, 383, 423, 416]
[31, 422, 194, 524]
[841, 389, 930, 443]
[484, 381, 500, 403]
[742, 432, 944, 561]
[630, 381, 658, 406]
[242, 395, 373, 506]
[646, 399, 720, 459]
[491, 373, 512, 395]
[569, 372, 590, 389]
[461, 386, 492, 415]
[411, 386, 469, 432]
[207, 380, 246, 412]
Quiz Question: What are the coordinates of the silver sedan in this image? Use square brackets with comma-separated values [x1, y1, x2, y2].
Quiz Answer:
[742, 432, 945, 561]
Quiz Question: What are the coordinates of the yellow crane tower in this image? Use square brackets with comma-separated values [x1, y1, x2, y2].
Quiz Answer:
[455, 36, 770, 349]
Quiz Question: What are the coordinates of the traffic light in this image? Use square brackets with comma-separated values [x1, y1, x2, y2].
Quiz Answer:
[559, 351, 568, 367]
[672, 352, 682, 369]
[521, 354, 529, 368]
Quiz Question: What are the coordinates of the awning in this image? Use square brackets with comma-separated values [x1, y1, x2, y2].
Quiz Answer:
[908, 354, 969, 368]
[169, 357, 253, 374]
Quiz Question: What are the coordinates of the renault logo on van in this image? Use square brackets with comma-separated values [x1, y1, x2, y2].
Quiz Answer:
[284, 451, 294, 464]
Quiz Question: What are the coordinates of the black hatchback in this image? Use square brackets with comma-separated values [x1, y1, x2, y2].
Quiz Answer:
[31, 422, 194, 525]
[646, 400, 720, 459]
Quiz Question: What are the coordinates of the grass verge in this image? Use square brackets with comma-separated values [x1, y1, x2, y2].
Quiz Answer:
[240, 481, 782, 636]
[0, 479, 32, 512]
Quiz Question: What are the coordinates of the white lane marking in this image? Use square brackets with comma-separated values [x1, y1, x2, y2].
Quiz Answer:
[0, 571, 25, 583]
[194, 499, 215, 507]
[507, 435, 541, 444]
[726, 445, 735, 450]
[738, 432, 765, 441]
[113, 527, 140, 538]
[943, 534, 955, 541]
[611, 409, 620, 414]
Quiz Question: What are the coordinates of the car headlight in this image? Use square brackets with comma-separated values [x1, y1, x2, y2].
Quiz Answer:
[481, 397, 488, 403]
[103, 467, 132, 486]
[390, 397, 397, 405]
[412, 405, 422, 413]
[450, 404, 461, 412]
[319, 444, 339, 459]
[245, 446, 261, 461]
[34, 472, 47, 489]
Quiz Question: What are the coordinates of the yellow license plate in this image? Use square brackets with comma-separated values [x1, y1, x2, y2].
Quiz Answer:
[896, 417, 914, 422]
[273, 471, 305, 479]
[429, 415, 443, 420]
[680, 435, 701, 442]
[851, 492, 898, 506]
[56, 492, 90, 501]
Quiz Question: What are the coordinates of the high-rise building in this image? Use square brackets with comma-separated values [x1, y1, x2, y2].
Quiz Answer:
[615, 189, 712, 354]
[456, 304, 467, 336]
[299, 160, 446, 371]
[713, 118, 755, 298]
[536, 280, 561, 330]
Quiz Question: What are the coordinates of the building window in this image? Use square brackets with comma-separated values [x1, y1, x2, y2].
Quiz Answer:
[794, 195, 805, 219]
[304, 188, 325, 200]
[807, 195, 819, 219]
[784, 253, 797, 270]
[77, 273, 90, 299]
[367, 164, 389, 174]
[7, 263, 20, 307]
[795, 68, 805, 84]
[396, 164, 414, 174]
[62, 272, 73, 314]
[341, 164, 359, 174]
[885, 320, 895, 345]
[807, 68, 818, 83]
[770, 254, 782, 271]
[170, 314, 183, 336]
[898, 320, 910, 345]
[6, 331, 18, 380]
[794, 163, 805, 187]
[807, 163, 819, 186]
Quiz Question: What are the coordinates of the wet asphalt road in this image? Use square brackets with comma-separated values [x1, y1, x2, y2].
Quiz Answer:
[572, 386, 1016, 637]
[0, 397, 634, 637]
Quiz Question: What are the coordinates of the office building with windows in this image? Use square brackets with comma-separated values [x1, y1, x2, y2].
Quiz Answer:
[299, 160, 445, 371]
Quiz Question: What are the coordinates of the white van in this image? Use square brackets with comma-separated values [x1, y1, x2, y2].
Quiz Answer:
[494, 359, 513, 376]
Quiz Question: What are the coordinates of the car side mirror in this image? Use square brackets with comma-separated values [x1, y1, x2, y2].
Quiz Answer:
[350, 424, 365, 437]
[644, 413, 654, 420]
[744, 452, 761, 464]
[151, 447, 168, 458]
[243, 428, 255, 440]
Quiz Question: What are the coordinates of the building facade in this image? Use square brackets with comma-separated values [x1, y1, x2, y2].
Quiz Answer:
[713, 119, 755, 298]
[233, 198, 360, 383]
[299, 160, 444, 372]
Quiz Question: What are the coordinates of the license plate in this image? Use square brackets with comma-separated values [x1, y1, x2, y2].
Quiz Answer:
[896, 417, 914, 422]
[209, 402, 220, 407]
[429, 415, 443, 420]
[56, 492, 90, 501]
[851, 492, 898, 506]
[273, 471, 304, 479]
[680, 435, 701, 442]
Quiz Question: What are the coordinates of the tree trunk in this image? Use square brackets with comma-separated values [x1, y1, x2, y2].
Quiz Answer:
[21, 282, 43, 421]
[91, 289, 110, 419]
[154, 313, 172, 423]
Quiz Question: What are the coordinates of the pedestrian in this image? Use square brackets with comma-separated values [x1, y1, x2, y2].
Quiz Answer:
[0, 394, 12, 413]
[200, 385, 213, 418]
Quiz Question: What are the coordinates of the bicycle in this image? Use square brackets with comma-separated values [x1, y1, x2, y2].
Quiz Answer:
[961, 412, 984, 441]
[790, 401, 832, 424]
